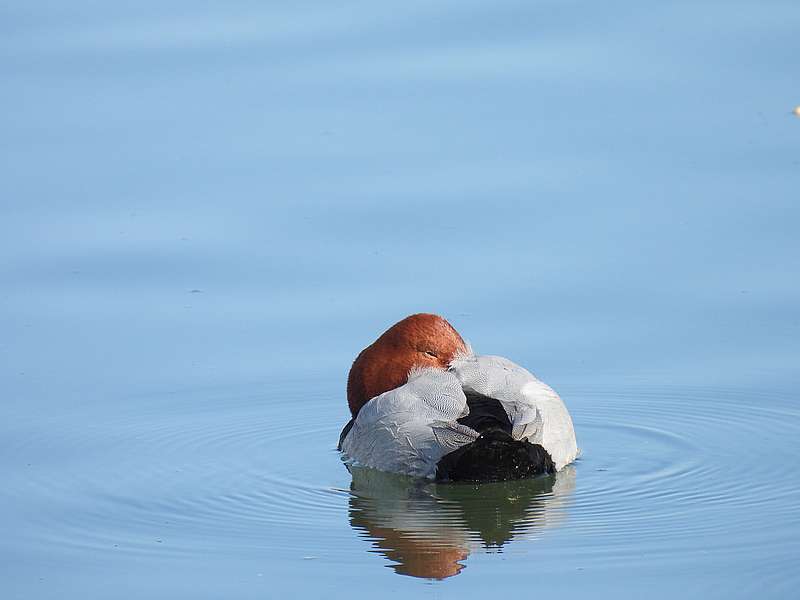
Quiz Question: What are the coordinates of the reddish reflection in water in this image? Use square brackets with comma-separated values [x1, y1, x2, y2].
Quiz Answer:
[347, 466, 575, 579]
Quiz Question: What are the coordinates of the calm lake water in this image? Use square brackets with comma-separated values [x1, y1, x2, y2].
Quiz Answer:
[2, 1, 799, 598]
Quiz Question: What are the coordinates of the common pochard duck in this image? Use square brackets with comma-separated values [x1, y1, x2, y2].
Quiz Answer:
[339, 314, 578, 481]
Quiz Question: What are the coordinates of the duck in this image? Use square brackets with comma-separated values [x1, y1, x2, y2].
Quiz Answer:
[339, 313, 578, 481]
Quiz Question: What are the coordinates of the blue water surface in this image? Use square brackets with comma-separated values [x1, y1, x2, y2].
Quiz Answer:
[2, 2, 799, 598]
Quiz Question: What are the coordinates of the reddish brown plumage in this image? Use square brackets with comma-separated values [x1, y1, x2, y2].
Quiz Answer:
[349, 519, 468, 579]
[346, 313, 467, 417]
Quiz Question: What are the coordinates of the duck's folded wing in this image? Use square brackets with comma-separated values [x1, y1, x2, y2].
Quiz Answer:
[340, 368, 478, 479]
[451, 354, 578, 470]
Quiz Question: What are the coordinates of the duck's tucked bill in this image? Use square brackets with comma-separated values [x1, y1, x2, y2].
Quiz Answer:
[339, 314, 578, 482]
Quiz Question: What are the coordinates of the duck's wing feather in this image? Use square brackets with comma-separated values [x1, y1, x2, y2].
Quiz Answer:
[340, 368, 478, 479]
[451, 354, 578, 470]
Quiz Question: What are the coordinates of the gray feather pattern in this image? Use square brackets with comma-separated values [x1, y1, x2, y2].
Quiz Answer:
[341, 351, 579, 477]
[341, 368, 477, 479]
[451, 353, 579, 470]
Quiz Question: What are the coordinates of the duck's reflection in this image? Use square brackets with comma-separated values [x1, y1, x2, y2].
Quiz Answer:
[347, 466, 575, 579]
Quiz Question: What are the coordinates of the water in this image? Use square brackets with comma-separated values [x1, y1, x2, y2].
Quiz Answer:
[2, 1, 799, 598]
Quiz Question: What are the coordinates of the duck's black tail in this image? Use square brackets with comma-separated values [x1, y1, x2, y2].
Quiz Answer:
[435, 391, 555, 482]
[435, 428, 554, 482]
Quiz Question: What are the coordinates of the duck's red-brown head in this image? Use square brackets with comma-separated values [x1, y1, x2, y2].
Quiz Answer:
[346, 313, 467, 417]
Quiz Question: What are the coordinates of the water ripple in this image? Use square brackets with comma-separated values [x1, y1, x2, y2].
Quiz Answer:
[4, 383, 798, 584]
